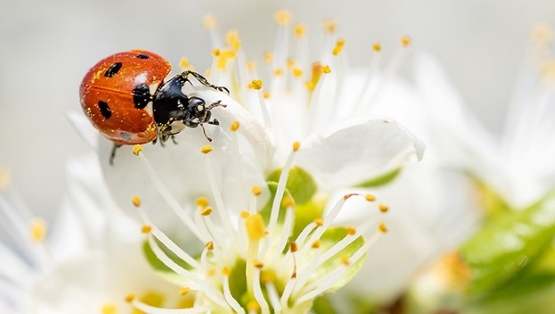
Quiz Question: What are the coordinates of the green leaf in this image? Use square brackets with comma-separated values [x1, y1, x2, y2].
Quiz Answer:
[460, 193, 555, 296]
[267, 167, 318, 204]
[354, 168, 402, 188]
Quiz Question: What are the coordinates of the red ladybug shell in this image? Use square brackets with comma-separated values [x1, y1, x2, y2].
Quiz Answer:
[80, 50, 171, 144]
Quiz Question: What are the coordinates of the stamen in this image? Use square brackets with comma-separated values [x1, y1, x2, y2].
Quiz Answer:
[246, 60, 256, 72]
[251, 185, 263, 197]
[141, 224, 152, 234]
[137, 153, 205, 242]
[252, 268, 271, 314]
[179, 57, 192, 71]
[292, 67, 303, 78]
[311, 240, 321, 249]
[378, 203, 389, 213]
[202, 15, 217, 30]
[322, 65, 331, 74]
[296, 267, 346, 304]
[0, 167, 10, 190]
[179, 287, 191, 296]
[223, 275, 245, 314]
[372, 42, 382, 53]
[295, 222, 317, 246]
[132, 144, 143, 156]
[230, 121, 240, 132]
[200, 206, 213, 216]
[268, 141, 300, 229]
[131, 299, 208, 313]
[401, 35, 412, 47]
[266, 282, 282, 313]
[131, 195, 142, 207]
[323, 19, 337, 34]
[200, 144, 213, 154]
[274, 10, 291, 26]
[248, 79, 263, 90]
[378, 222, 388, 233]
[305, 62, 323, 92]
[273, 68, 284, 77]
[30, 218, 47, 243]
[264, 51, 273, 64]
[332, 38, 346, 56]
[150, 228, 200, 269]
[125, 294, 136, 303]
[365, 193, 376, 202]
[263, 91, 271, 99]
[196, 196, 209, 209]
[294, 23, 306, 39]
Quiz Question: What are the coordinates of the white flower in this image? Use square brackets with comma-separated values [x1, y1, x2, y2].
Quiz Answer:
[92, 10, 423, 313]
[0, 157, 185, 314]
[415, 27, 555, 208]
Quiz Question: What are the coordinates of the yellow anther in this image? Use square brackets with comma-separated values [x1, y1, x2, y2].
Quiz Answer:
[204, 68, 211, 78]
[379, 203, 389, 213]
[401, 35, 412, 47]
[311, 240, 321, 249]
[141, 224, 152, 234]
[222, 266, 231, 276]
[532, 23, 553, 46]
[305, 62, 323, 91]
[294, 23, 306, 38]
[207, 267, 217, 277]
[0, 167, 10, 190]
[101, 303, 118, 314]
[251, 185, 263, 196]
[282, 195, 295, 208]
[211, 48, 221, 57]
[275, 10, 291, 26]
[246, 60, 256, 72]
[290, 242, 298, 252]
[30, 218, 47, 243]
[372, 42, 382, 53]
[273, 67, 284, 77]
[248, 79, 263, 90]
[292, 67, 303, 78]
[292, 141, 301, 152]
[378, 222, 388, 234]
[179, 287, 191, 296]
[202, 15, 217, 29]
[124, 294, 136, 303]
[132, 144, 143, 156]
[200, 206, 213, 216]
[179, 57, 191, 70]
[131, 195, 142, 208]
[247, 300, 260, 312]
[322, 65, 331, 74]
[205, 241, 214, 250]
[323, 19, 337, 34]
[346, 227, 357, 235]
[230, 120, 240, 132]
[240, 210, 250, 219]
[264, 51, 273, 64]
[341, 255, 351, 266]
[287, 57, 296, 69]
[196, 196, 209, 208]
[365, 194, 376, 202]
[314, 218, 324, 226]
[246, 213, 266, 241]
[262, 91, 271, 99]
[253, 260, 264, 269]
[226, 30, 241, 51]
[332, 38, 346, 56]
[200, 144, 213, 154]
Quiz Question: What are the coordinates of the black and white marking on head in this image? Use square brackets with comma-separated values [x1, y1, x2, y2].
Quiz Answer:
[132, 83, 151, 109]
[104, 62, 122, 77]
[98, 101, 112, 119]
[136, 54, 150, 59]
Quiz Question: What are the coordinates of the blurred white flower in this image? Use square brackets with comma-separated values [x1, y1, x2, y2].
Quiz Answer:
[0, 157, 186, 314]
[415, 37, 555, 208]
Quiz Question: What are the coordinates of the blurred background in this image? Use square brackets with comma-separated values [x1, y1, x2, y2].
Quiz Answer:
[1, 0, 554, 219]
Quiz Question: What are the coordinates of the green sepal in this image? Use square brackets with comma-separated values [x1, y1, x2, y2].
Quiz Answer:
[460, 192, 555, 296]
[313, 295, 338, 314]
[354, 168, 402, 188]
[470, 175, 513, 220]
[267, 166, 318, 204]
[142, 240, 192, 286]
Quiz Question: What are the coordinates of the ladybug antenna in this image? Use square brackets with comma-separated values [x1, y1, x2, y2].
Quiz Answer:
[200, 124, 213, 142]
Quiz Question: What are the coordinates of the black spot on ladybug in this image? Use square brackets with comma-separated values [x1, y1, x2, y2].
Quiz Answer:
[132, 83, 151, 109]
[98, 101, 112, 119]
[136, 54, 149, 59]
[104, 62, 122, 77]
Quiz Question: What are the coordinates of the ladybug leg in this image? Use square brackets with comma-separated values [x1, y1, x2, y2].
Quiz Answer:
[206, 100, 227, 111]
[170, 134, 178, 145]
[109, 144, 122, 166]
[207, 118, 220, 126]
[181, 71, 230, 94]
[200, 124, 213, 142]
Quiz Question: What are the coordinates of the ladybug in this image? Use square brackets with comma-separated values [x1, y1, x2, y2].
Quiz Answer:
[79, 49, 229, 164]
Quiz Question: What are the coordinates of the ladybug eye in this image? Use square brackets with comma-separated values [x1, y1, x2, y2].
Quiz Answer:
[197, 105, 204, 111]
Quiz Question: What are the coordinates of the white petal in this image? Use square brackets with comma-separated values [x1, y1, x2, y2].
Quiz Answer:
[99, 92, 271, 233]
[66, 111, 97, 150]
[296, 119, 424, 189]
